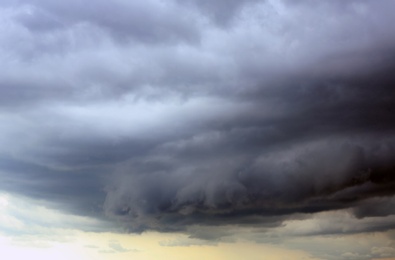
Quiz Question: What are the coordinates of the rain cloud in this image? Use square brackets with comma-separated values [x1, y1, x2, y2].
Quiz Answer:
[0, 0, 395, 251]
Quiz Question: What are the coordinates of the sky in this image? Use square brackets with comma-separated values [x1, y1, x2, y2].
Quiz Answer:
[0, 0, 395, 259]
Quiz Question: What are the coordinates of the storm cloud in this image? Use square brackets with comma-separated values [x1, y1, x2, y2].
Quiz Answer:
[1, 0, 395, 255]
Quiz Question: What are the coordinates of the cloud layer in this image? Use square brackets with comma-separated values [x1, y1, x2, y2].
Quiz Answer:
[0, 1, 395, 257]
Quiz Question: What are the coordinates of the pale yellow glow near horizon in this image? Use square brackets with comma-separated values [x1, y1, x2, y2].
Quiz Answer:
[70, 231, 319, 260]
[0, 236, 90, 260]
[0, 192, 318, 259]
[0, 231, 318, 260]
[1, 192, 393, 260]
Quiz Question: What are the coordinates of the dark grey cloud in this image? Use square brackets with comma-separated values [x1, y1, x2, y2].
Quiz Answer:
[176, 0, 260, 26]
[103, 135, 395, 232]
[0, 155, 106, 219]
[0, 0, 395, 252]
[353, 197, 395, 219]
[13, 0, 202, 44]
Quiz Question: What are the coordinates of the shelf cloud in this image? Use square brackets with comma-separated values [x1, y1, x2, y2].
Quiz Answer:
[0, 1, 395, 259]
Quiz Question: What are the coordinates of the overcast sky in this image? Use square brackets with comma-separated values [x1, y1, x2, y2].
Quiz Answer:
[0, 0, 395, 259]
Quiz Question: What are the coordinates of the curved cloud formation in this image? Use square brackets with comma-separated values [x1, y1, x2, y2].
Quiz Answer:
[0, 0, 395, 247]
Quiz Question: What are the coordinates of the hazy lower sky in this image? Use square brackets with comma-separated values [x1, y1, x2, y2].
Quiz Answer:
[0, 0, 395, 259]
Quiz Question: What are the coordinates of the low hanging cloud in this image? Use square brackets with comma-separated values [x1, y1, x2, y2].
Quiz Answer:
[0, 0, 394, 250]
[103, 136, 395, 232]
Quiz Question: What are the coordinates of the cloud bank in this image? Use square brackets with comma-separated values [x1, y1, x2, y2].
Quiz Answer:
[0, 1, 395, 258]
